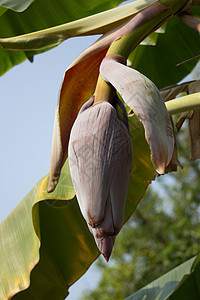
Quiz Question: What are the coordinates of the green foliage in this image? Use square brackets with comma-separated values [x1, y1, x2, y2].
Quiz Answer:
[126, 255, 200, 300]
[0, 0, 157, 51]
[82, 125, 200, 300]
[0, 0, 124, 75]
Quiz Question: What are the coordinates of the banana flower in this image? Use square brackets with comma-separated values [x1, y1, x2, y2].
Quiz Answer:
[48, 50, 174, 260]
[68, 97, 133, 261]
[67, 55, 174, 260]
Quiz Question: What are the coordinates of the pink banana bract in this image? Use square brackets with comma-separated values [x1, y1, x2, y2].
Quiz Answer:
[68, 98, 133, 261]
[100, 55, 174, 174]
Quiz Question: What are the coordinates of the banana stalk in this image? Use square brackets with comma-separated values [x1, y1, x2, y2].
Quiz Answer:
[68, 98, 133, 261]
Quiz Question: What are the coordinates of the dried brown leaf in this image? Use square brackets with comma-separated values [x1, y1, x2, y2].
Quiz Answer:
[178, 11, 200, 33]
[189, 109, 200, 160]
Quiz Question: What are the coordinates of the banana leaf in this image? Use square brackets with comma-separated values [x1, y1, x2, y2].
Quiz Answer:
[0, 0, 126, 75]
[0, 0, 199, 87]
[126, 254, 200, 300]
[0, 0, 157, 50]
[0, 113, 155, 299]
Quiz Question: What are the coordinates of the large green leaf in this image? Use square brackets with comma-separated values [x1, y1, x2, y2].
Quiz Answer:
[0, 0, 125, 75]
[126, 254, 200, 300]
[0, 0, 157, 51]
[0, 7, 7, 16]
[129, 8, 200, 88]
[0, 113, 154, 299]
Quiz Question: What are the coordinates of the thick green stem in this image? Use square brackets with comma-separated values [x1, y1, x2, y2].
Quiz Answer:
[166, 93, 200, 115]
[106, 2, 172, 59]
[94, 75, 115, 104]
[106, 0, 189, 59]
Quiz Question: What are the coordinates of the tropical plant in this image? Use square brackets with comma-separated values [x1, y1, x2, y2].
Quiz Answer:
[0, 0, 200, 299]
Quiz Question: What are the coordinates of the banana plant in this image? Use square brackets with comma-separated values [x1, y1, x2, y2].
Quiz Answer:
[0, 0, 200, 298]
